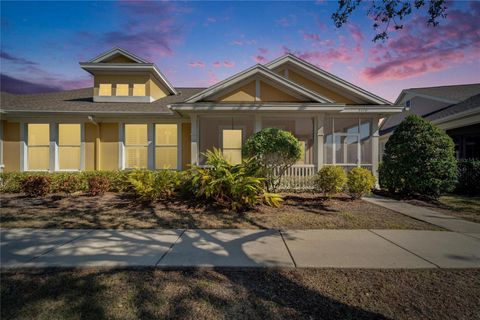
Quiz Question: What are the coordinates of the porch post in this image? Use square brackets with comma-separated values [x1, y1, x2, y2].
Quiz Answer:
[190, 114, 199, 165]
[254, 114, 262, 133]
[316, 114, 324, 171]
[372, 117, 380, 184]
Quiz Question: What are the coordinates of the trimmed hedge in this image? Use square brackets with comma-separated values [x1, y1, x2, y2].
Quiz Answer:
[456, 159, 480, 196]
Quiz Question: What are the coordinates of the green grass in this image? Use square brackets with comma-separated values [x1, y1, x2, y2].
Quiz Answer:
[439, 195, 480, 213]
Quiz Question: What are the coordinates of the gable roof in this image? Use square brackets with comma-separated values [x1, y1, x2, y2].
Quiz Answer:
[80, 48, 178, 95]
[265, 54, 391, 105]
[425, 93, 480, 122]
[1, 87, 205, 114]
[394, 83, 480, 105]
[185, 64, 333, 103]
[88, 47, 149, 64]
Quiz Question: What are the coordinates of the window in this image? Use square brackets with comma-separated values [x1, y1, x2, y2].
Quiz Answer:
[133, 84, 146, 96]
[222, 129, 242, 164]
[99, 83, 112, 96]
[27, 124, 49, 170]
[116, 84, 129, 96]
[125, 124, 148, 169]
[155, 124, 178, 169]
[58, 124, 81, 170]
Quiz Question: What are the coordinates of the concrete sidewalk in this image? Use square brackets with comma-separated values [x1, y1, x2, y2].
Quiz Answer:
[2, 228, 479, 269]
[363, 195, 480, 233]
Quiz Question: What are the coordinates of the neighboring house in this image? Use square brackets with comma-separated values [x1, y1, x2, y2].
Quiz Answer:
[380, 84, 480, 160]
[0, 48, 402, 181]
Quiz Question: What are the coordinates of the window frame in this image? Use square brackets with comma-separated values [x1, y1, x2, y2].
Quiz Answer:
[220, 127, 244, 165]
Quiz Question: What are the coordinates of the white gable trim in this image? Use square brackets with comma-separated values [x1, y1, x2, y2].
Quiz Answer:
[185, 64, 333, 103]
[265, 54, 392, 105]
[88, 48, 149, 64]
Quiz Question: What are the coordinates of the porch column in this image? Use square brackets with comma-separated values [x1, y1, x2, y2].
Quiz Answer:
[372, 117, 380, 184]
[49, 122, 57, 172]
[316, 114, 325, 170]
[190, 114, 199, 165]
[254, 114, 262, 133]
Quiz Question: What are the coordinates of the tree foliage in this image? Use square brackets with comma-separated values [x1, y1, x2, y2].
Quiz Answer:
[379, 115, 457, 198]
[332, 0, 447, 41]
[243, 128, 302, 192]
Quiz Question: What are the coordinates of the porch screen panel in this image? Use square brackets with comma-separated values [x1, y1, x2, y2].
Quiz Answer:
[58, 124, 81, 170]
[360, 119, 372, 164]
[324, 117, 333, 164]
[155, 124, 178, 169]
[125, 124, 148, 169]
[27, 124, 50, 170]
[223, 129, 242, 164]
[333, 118, 359, 165]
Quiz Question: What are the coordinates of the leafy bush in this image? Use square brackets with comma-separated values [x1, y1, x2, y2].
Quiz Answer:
[314, 166, 347, 196]
[127, 169, 180, 202]
[82, 171, 128, 192]
[0, 172, 30, 193]
[243, 128, 302, 192]
[21, 175, 52, 197]
[186, 148, 282, 211]
[379, 115, 457, 199]
[456, 159, 480, 196]
[87, 176, 110, 196]
[52, 173, 82, 195]
[347, 168, 376, 199]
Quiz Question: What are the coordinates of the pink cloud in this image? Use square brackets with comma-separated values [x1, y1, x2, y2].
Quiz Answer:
[276, 15, 297, 27]
[361, 3, 480, 81]
[232, 39, 257, 46]
[188, 61, 205, 68]
[223, 60, 235, 68]
[258, 48, 269, 54]
[347, 24, 364, 43]
[212, 61, 222, 68]
[252, 55, 267, 63]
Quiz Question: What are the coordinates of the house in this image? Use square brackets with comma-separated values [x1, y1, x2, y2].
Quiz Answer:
[380, 84, 480, 160]
[0, 48, 402, 181]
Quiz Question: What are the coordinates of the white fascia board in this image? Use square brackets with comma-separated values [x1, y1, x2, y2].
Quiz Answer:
[169, 102, 345, 111]
[79, 63, 177, 95]
[265, 54, 392, 105]
[88, 48, 149, 64]
[341, 105, 404, 113]
[185, 64, 332, 103]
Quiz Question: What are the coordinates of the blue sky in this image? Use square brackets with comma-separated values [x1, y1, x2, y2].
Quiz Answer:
[1, 1, 479, 101]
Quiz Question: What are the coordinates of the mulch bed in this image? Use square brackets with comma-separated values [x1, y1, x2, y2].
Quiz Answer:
[0, 192, 439, 230]
[1, 268, 479, 320]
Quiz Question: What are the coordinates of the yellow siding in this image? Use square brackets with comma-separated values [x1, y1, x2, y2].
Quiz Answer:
[260, 81, 301, 102]
[103, 55, 137, 63]
[287, 70, 356, 104]
[149, 76, 169, 100]
[181, 123, 191, 170]
[99, 123, 118, 170]
[216, 81, 256, 102]
[3, 122, 20, 172]
[84, 123, 98, 170]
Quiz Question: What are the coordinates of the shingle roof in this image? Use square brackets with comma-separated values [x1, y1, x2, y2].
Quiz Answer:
[425, 93, 480, 122]
[403, 83, 480, 103]
[0, 87, 206, 114]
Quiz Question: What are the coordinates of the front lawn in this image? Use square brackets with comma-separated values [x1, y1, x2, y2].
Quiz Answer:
[407, 195, 480, 223]
[1, 268, 479, 320]
[0, 192, 439, 230]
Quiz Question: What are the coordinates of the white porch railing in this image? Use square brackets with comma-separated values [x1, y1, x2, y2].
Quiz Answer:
[274, 164, 317, 190]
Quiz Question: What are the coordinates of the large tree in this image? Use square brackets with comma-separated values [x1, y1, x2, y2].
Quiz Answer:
[332, 0, 448, 41]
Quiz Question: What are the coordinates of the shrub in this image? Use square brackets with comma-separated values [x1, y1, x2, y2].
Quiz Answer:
[347, 168, 376, 199]
[21, 175, 52, 197]
[82, 171, 128, 192]
[314, 166, 347, 196]
[52, 173, 82, 195]
[243, 128, 302, 192]
[87, 176, 110, 196]
[456, 159, 480, 196]
[127, 169, 180, 202]
[186, 148, 282, 211]
[0, 172, 29, 193]
[379, 115, 457, 199]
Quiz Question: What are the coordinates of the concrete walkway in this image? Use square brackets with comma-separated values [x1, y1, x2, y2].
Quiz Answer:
[1, 228, 479, 269]
[363, 195, 480, 233]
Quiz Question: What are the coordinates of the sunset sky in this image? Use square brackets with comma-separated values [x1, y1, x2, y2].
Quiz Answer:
[1, 0, 479, 101]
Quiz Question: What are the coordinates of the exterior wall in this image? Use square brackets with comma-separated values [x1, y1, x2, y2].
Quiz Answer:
[181, 123, 191, 170]
[148, 76, 169, 100]
[260, 81, 300, 102]
[84, 123, 98, 170]
[217, 81, 256, 102]
[94, 74, 150, 97]
[287, 70, 356, 104]
[3, 121, 20, 172]
[99, 123, 119, 170]
[104, 55, 137, 63]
